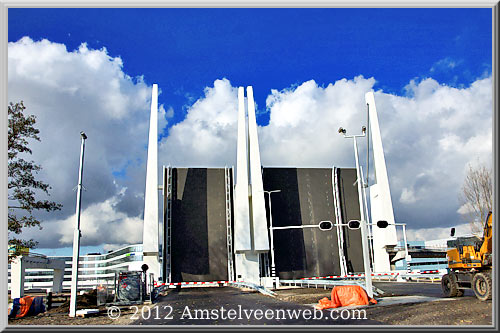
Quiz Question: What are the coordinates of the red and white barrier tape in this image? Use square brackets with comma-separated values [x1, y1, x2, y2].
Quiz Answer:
[153, 270, 441, 287]
[300, 272, 398, 280]
[154, 280, 237, 287]
[408, 270, 440, 274]
[299, 270, 440, 280]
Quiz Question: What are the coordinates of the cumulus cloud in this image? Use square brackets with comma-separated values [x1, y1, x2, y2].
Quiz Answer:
[158, 75, 492, 241]
[55, 191, 143, 246]
[260, 77, 375, 167]
[158, 78, 239, 167]
[377, 76, 492, 230]
[10, 37, 492, 248]
[8, 37, 158, 249]
[406, 222, 473, 241]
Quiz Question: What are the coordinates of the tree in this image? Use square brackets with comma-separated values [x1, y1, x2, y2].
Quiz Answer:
[459, 163, 492, 236]
[8, 101, 62, 261]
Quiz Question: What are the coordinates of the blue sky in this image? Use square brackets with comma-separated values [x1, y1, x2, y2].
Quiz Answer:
[9, 8, 492, 128]
[7, 8, 493, 256]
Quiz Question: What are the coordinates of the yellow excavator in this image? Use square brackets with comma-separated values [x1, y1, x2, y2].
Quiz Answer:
[441, 211, 492, 300]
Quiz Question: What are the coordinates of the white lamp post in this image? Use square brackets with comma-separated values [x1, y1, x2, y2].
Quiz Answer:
[339, 126, 374, 298]
[399, 223, 411, 273]
[376, 221, 411, 273]
[263, 189, 281, 288]
[269, 220, 334, 287]
[69, 131, 87, 317]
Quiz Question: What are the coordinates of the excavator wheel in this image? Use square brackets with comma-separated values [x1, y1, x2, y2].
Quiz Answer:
[441, 273, 459, 297]
[472, 272, 492, 301]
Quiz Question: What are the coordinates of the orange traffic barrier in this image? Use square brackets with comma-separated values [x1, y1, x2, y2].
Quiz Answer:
[315, 285, 377, 310]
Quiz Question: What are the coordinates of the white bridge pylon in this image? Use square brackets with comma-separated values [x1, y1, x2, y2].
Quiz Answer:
[234, 86, 270, 284]
[365, 91, 398, 273]
[141, 85, 399, 285]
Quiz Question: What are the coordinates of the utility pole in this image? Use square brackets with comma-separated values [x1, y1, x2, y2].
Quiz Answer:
[339, 126, 374, 298]
[401, 223, 411, 273]
[69, 131, 87, 317]
[263, 190, 281, 289]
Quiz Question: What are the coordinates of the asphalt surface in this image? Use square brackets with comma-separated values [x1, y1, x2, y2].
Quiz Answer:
[133, 287, 381, 325]
[8, 282, 491, 326]
[132, 282, 485, 326]
[373, 281, 475, 298]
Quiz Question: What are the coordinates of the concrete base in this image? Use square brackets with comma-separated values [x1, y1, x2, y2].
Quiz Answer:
[10, 256, 65, 299]
[235, 252, 260, 285]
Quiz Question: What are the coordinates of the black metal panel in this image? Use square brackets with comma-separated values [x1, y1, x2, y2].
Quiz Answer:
[262, 168, 343, 279]
[262, 168, 306, 279]
[336, 168, 364, 273]
[297, 168, 341, 278]
[166, 166, 363, 281]
[170, 168, 228, 282]
[206, 169, 229, 280]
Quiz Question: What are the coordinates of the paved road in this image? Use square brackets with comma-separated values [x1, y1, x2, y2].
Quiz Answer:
[133, 287, 381, 325]
[132, 282, 478, 326]
[373, 281, 475, 298]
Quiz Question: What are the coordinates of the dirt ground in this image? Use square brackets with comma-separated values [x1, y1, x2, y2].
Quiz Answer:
[8, 302, 151, 326]
[364, 297, 492, 326]
[7, 285, 493, 326]
[273, 285, 493, 326]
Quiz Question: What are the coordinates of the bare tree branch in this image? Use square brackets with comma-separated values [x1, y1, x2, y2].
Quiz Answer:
[459, 163, 492, 236]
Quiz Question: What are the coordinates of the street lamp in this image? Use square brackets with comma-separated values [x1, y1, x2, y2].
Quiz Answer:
[262, 189, 281, 288]
[270, 220, 334, 288]
[69, 131, 87, 317]
[339, 126, 374, 298]
[270, 220, 335, 288]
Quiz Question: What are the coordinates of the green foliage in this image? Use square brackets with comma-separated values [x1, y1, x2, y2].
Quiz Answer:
[8, 101, 62, 260]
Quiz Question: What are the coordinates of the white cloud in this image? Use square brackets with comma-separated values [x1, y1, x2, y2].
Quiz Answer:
[430, 57, 462, 73]
[8, 37, 154, 249]
[260, 76, 375, 167]
[400, 188, 417, 204]
[159, 75, 492, 232]
[10, 37, 492, 249]
[457, 202, 474, 215]
[55, 191, 143, 247]
[158, 78, 239, 167]
[406, 222, 472, 242]
[158, 104, 169, 134]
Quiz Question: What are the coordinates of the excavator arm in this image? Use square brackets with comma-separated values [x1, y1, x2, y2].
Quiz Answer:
[479, 211, 492, 265]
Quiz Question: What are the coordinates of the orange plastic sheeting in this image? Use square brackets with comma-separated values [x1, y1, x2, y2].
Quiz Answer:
[315, 285, 377, 310]
[16, 296, 34, 318]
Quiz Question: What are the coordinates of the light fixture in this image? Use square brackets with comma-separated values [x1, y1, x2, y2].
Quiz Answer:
[376, 220, 389, 228]
[347, 220, 361, 230]
[319, 221, 333, 231]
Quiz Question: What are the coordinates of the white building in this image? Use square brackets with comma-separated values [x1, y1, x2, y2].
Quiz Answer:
[8, 244, 143, 293]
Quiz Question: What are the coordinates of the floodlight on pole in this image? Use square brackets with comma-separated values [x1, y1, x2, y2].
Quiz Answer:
[69, 131, 87, 317]
[339, 126, 374, 298]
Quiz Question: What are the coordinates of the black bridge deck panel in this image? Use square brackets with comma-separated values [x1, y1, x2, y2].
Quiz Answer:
[165, 166, 363, 282]
[336, 168, 364, 273]
[262, 167, 363, 279]
[169, 168, 228, 282]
